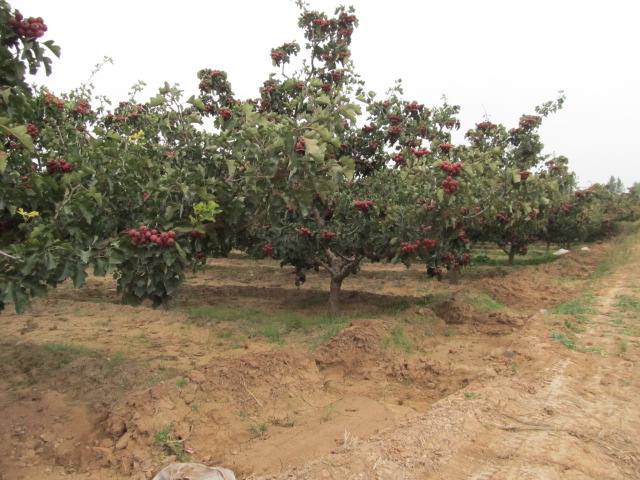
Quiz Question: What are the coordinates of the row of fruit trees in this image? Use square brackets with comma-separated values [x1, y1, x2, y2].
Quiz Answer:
[1, 1, 638, 314]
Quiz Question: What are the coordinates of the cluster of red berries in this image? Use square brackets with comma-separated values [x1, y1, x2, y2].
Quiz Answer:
[338, 13, 357, 25]
[262, 243, 275, 256]
[270, 50, 285, 63]
[441, 176, 460, 194]
[496, 212, 511, 223]
[519, 170, 531, 181]
[560, 202, 573, 213]
[313, 17, 331, 29]
[353, 199, 375, 213]
[9, 13, 47, 39]
[388, 114, 402, 125]
[322, 230, 336, 240]
[45, 92, 65, 109]
[401, 237, 438, 254]
[392, 153, 405, 166]
[439, 143, 455, 153]
[361, 124, 376, 134]
[297, 226, 312, 238]
[388, 126, 402, 136]
[73, 100, 91, 116]
[439, 161, 464, 176]
[405, 101, 424, 114]
[26, 123, 39, 139]
[412, 148, 431, 157]
[330, 70, 343, 83]
[400, 241, 420, 254]
[294, 137, 306, 155]
[519, 115, 541, 128]
[127, 226, 176, 247]
[218, 107, 232, 120]
[46, 159, 73, 174]
[321, 83, 332, 93]
[476, 121, 497, 130]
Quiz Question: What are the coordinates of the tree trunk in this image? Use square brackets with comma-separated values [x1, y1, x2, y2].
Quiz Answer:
[448, 265, 461, 284]
[508, 245, 516, 265]
[329, 277, 343, 316]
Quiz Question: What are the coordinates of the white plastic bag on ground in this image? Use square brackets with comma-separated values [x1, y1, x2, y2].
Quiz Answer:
[152, 463, 236, 480]
[553, 248, 570, 256]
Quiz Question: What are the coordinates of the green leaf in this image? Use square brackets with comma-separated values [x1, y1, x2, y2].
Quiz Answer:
[0, 151, 7, 174]
[8, 125, 34, 151]
[187, 96, 205, 110]
[149, 95, 165, 107]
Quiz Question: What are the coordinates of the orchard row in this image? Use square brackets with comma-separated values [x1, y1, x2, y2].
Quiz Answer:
[1, 1, 638, 313]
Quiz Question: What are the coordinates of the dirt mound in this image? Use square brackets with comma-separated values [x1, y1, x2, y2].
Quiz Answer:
[314, 320, 386, 377]
[430, 297, 524, 334]
[102, 350, 323, 477]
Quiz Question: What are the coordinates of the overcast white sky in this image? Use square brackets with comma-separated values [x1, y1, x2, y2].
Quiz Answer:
[14, 0, 640, 187]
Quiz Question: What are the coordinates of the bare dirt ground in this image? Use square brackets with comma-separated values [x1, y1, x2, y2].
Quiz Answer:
[1, 232, 639, 480]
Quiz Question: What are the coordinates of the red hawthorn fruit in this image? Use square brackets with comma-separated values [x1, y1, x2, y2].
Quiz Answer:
[294, 137, 306, 155]
[322, 230, 336, 241]
[388, 114, 403, 125]
[441, 176, 460, 194]
[388, 126, 402, 136]
[439, 143, 455, 153]
[330, 71, 343, 82]
[321, 83, 332, 93]
[353, 199, 374, 213]
[476, 121, 497, 130]
[210, 70, 224, 78]
[312, 17, 330, 28]
[46, 159, 74, 174]
[73, 100, 92, 116]
[439, 161, 464, 176]
[270, 50, 285, 63]
[166, 238, 176, 247]
[412, 148, 431, 157]
[519, 115, 541, 128]
[362, 124, 376, 134]
[26, 123, 39, 139]
[496, 212, 510, 223]
[11, 15, 47, 38]
[422, 238, 437, 250]
[338, 27, 353, 37]
[405, 101, 424, 114]
[296, 226, 312, 238]
[519, 170, 531, 181]
[143, 192, 150, 201]
[45, 92, 65, 109]
[219, 107, 232, 120]
[401, 241, 420, 254]
[392, 153, 405, 166]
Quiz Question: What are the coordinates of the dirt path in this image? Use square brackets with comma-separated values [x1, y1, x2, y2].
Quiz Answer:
[257, 242, 640, 480]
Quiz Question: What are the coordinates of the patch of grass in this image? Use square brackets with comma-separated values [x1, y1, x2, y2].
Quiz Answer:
[552, 294, 595, 322]
[617, 295, 640, 312]
[550, 331, 602, 354]
[154, 424, 187, 461]
[185, 305, 263, 324]
[551, 331, 578, 350]
[465, 293, 504, 312]
[248, 422, 268, 438]
[618, 338, 628, 355]
[260, 324, 283, 344]
[416, 292, 450, 306]
[464, 391, 480, 399]
[40, 343, 91, 368]
[270, 415, 295, 428]
[472, 252, 556, 267]
[563, 319, 585, 333]
[383, 325, 414, 353]
[320, 404, 336, 423]
[442, 329, 456, 337]
[176, 377, 188, 388]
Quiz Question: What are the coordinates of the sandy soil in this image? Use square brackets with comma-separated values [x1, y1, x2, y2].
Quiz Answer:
[0, 236, 638, 480]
